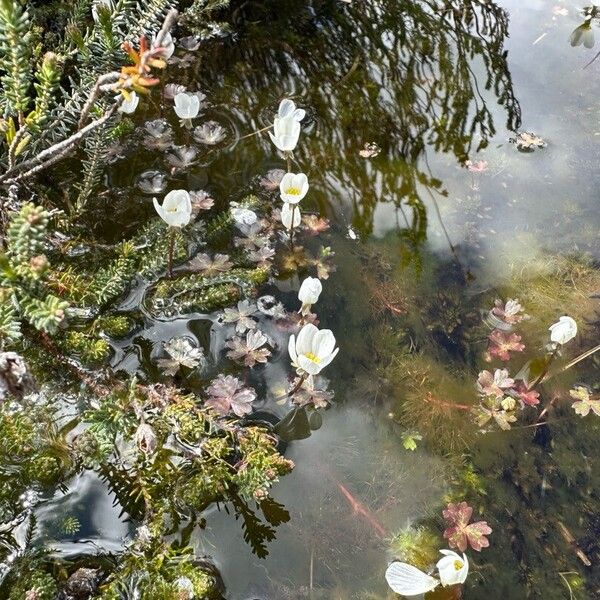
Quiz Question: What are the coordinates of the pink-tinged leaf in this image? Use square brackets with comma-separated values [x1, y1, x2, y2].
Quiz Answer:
[487, 330, 525, 361]
[443, 501, 492, 552]
[514, 382, 540, 406]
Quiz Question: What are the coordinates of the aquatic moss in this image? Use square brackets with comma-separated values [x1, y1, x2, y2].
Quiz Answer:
[61, 330, 110, 363]
[383, 352, 477, 454]
[148, 266, 270, 315]
[508, 254, 600, 329]
[389, 526, 441, 571]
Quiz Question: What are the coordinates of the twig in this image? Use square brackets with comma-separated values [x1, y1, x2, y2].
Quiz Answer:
[153, 8, 179, 48]
[553, 343, 600, 377]
[77, 72, 120, 130]
[239, 124, 273, 141]
[1, 104, 120, 184]
[557, 522, 592, 566]
[288, 373, 308, 397]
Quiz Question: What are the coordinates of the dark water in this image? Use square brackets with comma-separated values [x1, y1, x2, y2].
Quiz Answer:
[30, 1, 600, 598]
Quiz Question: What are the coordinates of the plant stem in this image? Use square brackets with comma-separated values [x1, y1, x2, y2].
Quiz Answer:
[288, 372, 308, 397]
[289, 205, 296, 249]
[168, 227, 175, 278]
[530, 345, 560, 390]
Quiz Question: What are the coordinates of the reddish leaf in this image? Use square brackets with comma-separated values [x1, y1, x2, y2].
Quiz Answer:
[443, 501, 492, 552]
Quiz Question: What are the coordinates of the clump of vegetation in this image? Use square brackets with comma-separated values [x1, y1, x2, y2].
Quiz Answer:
[389, 527, 441, 571]
[508, 254, 600, 329]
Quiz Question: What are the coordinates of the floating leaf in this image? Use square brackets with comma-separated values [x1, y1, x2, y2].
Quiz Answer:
[401, 431, 423, 451]
[510, 131, 547, 152]
[157, 337, 205, 376]
[570, 386, 600, 417]
[226, 329, 271, 367]
[220, 299, 258, 334]
[477, 369, 514, 398]
[443, 501, 492, 552]
[487, 330, 525, 361]
[206, 374, 256, 417]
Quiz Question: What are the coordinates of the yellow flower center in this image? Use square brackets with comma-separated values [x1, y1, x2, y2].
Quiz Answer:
[304, 352, 321, 364]
[166, 206, 179, 212]
[285, 187, 301, 195]
[453, 560, 463, 571]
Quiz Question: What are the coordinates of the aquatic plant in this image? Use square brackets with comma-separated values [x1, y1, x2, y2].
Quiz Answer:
[442, 502, 492, 552]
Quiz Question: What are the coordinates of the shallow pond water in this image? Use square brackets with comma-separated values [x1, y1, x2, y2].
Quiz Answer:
[5, 0, 600, 598]
[166, 2, 600, 597]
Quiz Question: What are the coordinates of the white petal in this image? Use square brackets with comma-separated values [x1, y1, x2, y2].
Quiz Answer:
[298, 355, 322, 375]
[288, 334, 298, 364]
[317, 347, 338, 370]
[385, 562, 439, 596]
[278, 99, 296, 118]
[437, 551, 469, 587]
[292, 108, 306, 122]
[269, 131, 284, 152]
[313, 329, 336, 359]
[153, 197, 166, 222]
[296, 323, 318, 355]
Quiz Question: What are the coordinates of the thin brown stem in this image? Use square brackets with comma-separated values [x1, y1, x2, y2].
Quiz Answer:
[288, 372, 308, 397]
[168, 228, 175, 278]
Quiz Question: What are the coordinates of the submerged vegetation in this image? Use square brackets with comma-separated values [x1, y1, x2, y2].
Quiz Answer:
[0, 0, 598, 598]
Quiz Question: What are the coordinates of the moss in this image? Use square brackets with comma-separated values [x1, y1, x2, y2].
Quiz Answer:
[148, 266, 270, 315]
[389, 526, 441, 571]
[8, 569, 58, 600]
[61, 330, 110, 363]
[508, 254, 600, 329]
[95, 314, 132, 338]
[383, 352, 476, 454]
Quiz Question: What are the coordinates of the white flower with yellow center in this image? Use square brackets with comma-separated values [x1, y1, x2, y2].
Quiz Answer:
[118, 91, 139, 114]
[288, 323, 338, 376]
[385, 549, 469, 596]
[436, 550, 469, 587]
[153, 189, 192, 228]
[280, 172, 309, 204]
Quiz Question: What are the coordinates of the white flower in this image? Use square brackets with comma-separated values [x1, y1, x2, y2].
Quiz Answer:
[385, 562, 439, 596]
[277, 98, 306, 122]
[436, 550, 469, 587]
[280, 203, 301, 230]
[549, 316, 577, 345]
[153, 190, 192, 227]
[174, 92, 200, 127]
[288, 323, 338, 376]
[152, 31, 175, 59]
[280, 172, 309, 204]
[570, 23, 595, 48]
[118, 91, 139, 114]
[298, 277, 322, 315]
[269, 115, 301, 152]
